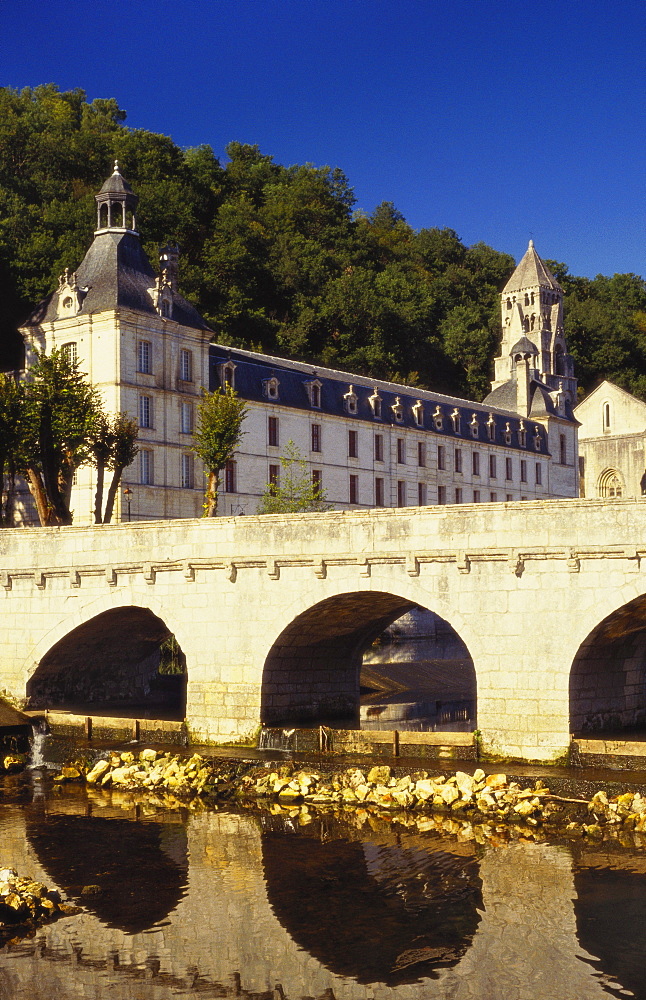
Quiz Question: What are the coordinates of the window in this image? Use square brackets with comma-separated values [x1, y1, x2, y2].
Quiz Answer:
[180, 349, 192, 382]
[221, 362, 236, 389]
[560, 434, 567, 465]
[348, 429, 358, 458]
[603, 402, 611, 431]
[268, 416, 279, 447]
[534, 429, 542, 452]
[490, 491, 497, 502]
[311, 423, 321, 452]
[520, 459, 527, 483]
[140, 449, 153, 485]
[417, 441, 426, 467]
[598, 469, 623, 498]
[375, 477, 384, 506]
[518, 421, 526, 447]
[473, 489, 480, 502]
[437, 445, 445, 470]
[397, 480, 406, 507]
[455, 487, 462, 503]
[269, 464, 280, 487]
[349, 474, 359, 505]
[433, 406, 443, 430]
[305, 380, 322, 408]
[369, 389, 382, 418]
[489, 454, 496, 479]
[374, 433, 383, 462]
[418, 482, 427, 505]
[437, 485, 446, 504]
[139, 395, 152, 428]
[180, 401, 193, 434]
[504, 422, 512, 445]
[506, 493, 513, 501]
[62, 342, 77, 365]
[392, 397, 404, 423]
[138, 340, 152, 374]
[397, 438, 406, 464]
[181, 453, 194, 489]
[470, 413, 479, 439]
[344, 385, 358, 415]
[535, 462, 542, 486]
[506, 457, 513, 480]
[412, 400, 424, 426]
[451, 408, 460, 433]
[263, 377, 279, 400]
[487, 415, 495, 441]
[312, 469, 322, 493]
[472, 451, 480, 476]
[224, 460, 236, 493]
[455, 448, 462, 473]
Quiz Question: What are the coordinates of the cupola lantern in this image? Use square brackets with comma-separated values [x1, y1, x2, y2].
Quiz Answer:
[95, 160, 138, 233]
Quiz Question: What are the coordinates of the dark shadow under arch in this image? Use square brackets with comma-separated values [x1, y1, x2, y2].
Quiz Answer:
[570, 594, 646, 734]
[261, 591, 475, 727]
[27, 607, 186, 719]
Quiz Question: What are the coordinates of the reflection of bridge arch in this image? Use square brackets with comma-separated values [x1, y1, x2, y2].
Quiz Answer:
[27, 812, 188, 933]
[26, 598, 188, 718]
[570, 594, 646, 734]
[261, 819, 482, 985]
[260, 591, 476, 726]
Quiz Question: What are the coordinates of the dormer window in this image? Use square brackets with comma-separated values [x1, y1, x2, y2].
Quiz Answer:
[432, 406, 443, 431]
[220, 362, 236, 389]
[504, 422, 512, 445]
[487, 414, 496, 441]
[158, 293, 172, 319]
[57, 267, 87, 317]
[304, 379, 322, 408]
[391, 396, 404, 423]
[470, 413, 479, 439]
[412, 400, 424, 427]
[344, 385, 358, 415]
[534, 426, 542, 451]
[518, 419, 527, 448]
[263, 377, 280, 400]
[368, 389, 382, 419]
[450, 408, 460, 433]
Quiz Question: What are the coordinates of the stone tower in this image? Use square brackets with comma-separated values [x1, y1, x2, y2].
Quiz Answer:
[491, 240, 576, 401]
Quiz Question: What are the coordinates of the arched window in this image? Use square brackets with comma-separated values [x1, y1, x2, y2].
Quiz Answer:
[597, 468, 623, 498]
[602, 401, 611, 431]
[99, 204, 109, 228]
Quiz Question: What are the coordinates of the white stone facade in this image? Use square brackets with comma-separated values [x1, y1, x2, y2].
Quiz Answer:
[575, 380, 646, 500]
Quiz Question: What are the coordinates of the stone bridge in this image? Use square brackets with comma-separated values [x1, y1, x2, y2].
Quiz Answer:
[1, 497, 645, 762]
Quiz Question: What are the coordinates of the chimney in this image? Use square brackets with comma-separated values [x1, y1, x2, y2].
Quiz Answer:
[515, 355, 531, 416]
[159, 242, 179, 291]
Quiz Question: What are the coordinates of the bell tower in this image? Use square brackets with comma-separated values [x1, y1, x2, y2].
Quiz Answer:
[492, 240, 576, 400]
[95, 160, 138, 233]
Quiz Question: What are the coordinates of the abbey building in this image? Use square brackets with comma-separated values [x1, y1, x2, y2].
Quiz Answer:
[17, 166, 579, 524]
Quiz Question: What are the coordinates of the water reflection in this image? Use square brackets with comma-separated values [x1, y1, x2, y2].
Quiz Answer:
[261, 815, 482, 984]
[26, 813, 188, 933]
[0, 781, 645, 999]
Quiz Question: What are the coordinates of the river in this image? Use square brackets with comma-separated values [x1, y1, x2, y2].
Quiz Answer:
[1, 747, 645, 1000]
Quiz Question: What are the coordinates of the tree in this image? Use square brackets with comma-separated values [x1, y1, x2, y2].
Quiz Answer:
[0, 372, 24, 526]
[91, 411, 138, 524]
[192, 385, 247, 516]
[20, 349, 101, 525]
[256, 440, 333, 514]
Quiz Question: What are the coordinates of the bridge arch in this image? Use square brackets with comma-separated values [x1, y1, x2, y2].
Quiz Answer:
[570, 593, 646, 734]
[260, 589, 476, 726]
[25, 594, 190, 718]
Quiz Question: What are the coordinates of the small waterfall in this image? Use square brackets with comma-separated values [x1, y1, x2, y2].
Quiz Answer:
[258, 727, 296, 751]
[28, 719, 50, 769]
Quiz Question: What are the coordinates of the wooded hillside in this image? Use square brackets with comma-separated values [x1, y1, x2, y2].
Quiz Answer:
[2, 85, 645, 401]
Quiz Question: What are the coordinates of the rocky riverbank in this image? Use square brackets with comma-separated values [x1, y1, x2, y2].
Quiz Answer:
[0, 867, 78, 942]
[45, 749, 646, 844]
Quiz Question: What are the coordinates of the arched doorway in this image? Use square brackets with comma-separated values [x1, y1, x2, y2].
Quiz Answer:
[261, 592, 476, 728]
[27, 607, 187, 719]
[597, 468, 624, 498]
[570, 594, 646, 735]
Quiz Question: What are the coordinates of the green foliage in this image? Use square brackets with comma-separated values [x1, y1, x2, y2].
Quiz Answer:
[158, 634, 186, 675]
[192, 385, 247, 516]
[1, 85, 645, 404]
[91, 411, 138, 524]
[257, 441, 333, 514]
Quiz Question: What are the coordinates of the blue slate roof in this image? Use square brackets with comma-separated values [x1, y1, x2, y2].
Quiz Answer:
[209, 344, 549, 454]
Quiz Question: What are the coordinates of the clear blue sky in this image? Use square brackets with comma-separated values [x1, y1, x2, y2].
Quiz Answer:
[3, 0, 645, 278]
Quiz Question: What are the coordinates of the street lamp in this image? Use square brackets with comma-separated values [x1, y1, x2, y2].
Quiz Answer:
[123, 487, 133, 522]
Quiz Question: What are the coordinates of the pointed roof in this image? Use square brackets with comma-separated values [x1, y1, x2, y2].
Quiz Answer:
[98, 160, 135, 196]
[503, 240, 562, 294]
